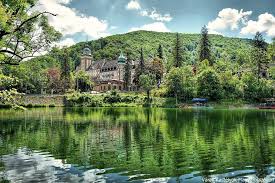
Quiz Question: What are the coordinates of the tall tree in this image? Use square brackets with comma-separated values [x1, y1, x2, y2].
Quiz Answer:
[0, 0, 61, 65]
[60, 49, 72, 92]
[253, 32, 268, 51]
[199, 26, 212, 64]
[252, 32, 269, 79]
[139, 73, 156, 105]
[134, 48, 145, 87]
[150, 57, 164, 86]
[173, 33, 184, 67]
[124, 52, 132, 90]
[157, 44, 164, 59]
[46, 67, 61, 94]
[268, 37, 275, 63]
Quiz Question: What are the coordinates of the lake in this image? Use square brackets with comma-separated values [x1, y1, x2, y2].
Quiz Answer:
[0, 108, 275, 183]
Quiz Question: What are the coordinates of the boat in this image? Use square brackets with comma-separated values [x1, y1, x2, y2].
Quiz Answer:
[259, 103, 275, 109]
[191, 98, 213, 109]
[258, 98, 275, 109]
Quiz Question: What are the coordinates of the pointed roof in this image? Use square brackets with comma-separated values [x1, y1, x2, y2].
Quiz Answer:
[118, 51, 126, 64]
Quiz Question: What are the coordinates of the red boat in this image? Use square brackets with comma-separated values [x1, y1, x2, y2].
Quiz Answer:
[259, 98, 275, 109]
[259, 104, 275, 109]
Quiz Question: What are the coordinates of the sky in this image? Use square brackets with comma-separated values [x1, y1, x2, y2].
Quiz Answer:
[34, 0, 275, 47]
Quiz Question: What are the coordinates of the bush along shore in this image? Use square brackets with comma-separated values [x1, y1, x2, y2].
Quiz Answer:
[0, 90, 263, 109]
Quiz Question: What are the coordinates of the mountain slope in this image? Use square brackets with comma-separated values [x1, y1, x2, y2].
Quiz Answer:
[68, 30, 253, 66]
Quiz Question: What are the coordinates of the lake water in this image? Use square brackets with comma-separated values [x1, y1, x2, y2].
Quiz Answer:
[0, 108, 275, 183]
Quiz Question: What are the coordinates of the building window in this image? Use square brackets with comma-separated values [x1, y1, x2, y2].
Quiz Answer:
[104, 86, 106, 90]
[108, 85, 111, 90]
[119, 86, 122, 90]
[114, 86, 116, 90]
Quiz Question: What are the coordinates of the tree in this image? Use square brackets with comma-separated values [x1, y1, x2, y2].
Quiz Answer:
[199, 26, 212, 65]
[0, 71, 22, 108]
[251, 32, 269, 79]
[242, 72, 273, 101]
[0, 72, 18, 90]
[173, 33, 184, 67]
[166, 67, 182, 105]
[253, 32, 268, 51]
[197, 68, 223, 100]
[219, 71, 243, 99]
[157, 44, 164, 59]
[75, 70, 93, 92]
[60, 49, 73, 92]
[46, 67, 61, 94]
[134, 47, 145, 87]
[149, 57, 164, 85]
[139, 74, 156, 104]
[268, 37, 275, 63]
[166, 66, 196, 105]
[124, 52, 132, 90]
[0, 0, 61, 65]
[103, 90, 121, 106]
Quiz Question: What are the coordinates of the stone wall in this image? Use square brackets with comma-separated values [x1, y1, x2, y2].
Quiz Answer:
[20, 95, 65, 106]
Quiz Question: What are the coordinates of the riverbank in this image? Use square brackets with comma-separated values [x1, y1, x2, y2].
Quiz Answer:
[0, 93, 260, 109]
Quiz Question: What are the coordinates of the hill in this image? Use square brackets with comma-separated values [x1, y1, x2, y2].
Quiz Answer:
[67, 30, 253, 67]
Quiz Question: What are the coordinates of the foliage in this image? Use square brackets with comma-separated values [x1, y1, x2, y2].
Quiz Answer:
[157, 44, 164, 59]
[139, 73, 156, 102]
[103, 90, 122, 105]
[166, 66, 196, 101]
[241, 72, 273, 101]
[60, 49, 73, 92]
[124, 53, 132, 90]
[134, 47, 145, 86]
[173, 33, 184, 67]
[65, 92, 103, 107]
[199, 26, 212, 64]
[0, 72, 18, 90]
[0, 89, 23, 108]
[149, 57, 164, 83]
[75, 70, 93, 92]
[219, 71, 243, 99]
[197, 68, 223, 100]
[0, 0, 61, 64]
[251, 33, 269, 78]
[46, 67, 62, 94]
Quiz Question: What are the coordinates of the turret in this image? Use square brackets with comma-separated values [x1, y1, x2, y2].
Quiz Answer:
[118, 51, 126, 81]
[80, 46, 93, 70]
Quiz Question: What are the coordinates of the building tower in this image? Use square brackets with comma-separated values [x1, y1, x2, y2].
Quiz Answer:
[80, 46, 93, 71]
[117, 51, 126, 81]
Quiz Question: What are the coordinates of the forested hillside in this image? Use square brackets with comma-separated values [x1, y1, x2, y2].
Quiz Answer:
[70, 30, 253, 67]
[2, 30, 273, 99]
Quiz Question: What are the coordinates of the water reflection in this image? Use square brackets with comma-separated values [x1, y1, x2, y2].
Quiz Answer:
[0, 108, 275, 182]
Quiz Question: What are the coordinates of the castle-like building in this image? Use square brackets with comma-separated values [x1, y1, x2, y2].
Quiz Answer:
[76, 46, 138, 92]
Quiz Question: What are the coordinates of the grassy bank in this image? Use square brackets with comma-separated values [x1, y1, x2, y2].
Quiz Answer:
[0, 92, 260, 109]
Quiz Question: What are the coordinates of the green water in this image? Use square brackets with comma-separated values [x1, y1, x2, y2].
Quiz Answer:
[0, 108, 275, 183]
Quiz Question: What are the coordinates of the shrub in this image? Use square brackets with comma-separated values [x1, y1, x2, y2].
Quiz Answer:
[103, 90, 121, 105]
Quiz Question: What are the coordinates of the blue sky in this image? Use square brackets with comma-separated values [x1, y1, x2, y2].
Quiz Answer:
[35, 0, 275, 46]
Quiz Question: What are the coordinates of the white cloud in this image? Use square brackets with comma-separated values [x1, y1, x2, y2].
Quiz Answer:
[207, 8, 252, 33]
[129, 22, 170, 32]
[56, 0, 71, 4]
[57, 38, 75, 48]
[33, 0, 109, 39]
[140, 9, 172, 22]
[241, 13, 275, 37]
[126, 0, 141, 10]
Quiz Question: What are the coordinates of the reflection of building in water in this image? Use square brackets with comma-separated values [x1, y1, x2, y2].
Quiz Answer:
[76, 46, 138, 92]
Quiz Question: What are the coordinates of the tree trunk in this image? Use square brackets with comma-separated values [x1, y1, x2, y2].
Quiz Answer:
[175, 92, 178, 107]
[147, 90, 150, 104]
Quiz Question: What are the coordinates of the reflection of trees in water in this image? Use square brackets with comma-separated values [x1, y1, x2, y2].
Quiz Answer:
[0, 108, 274, 181]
